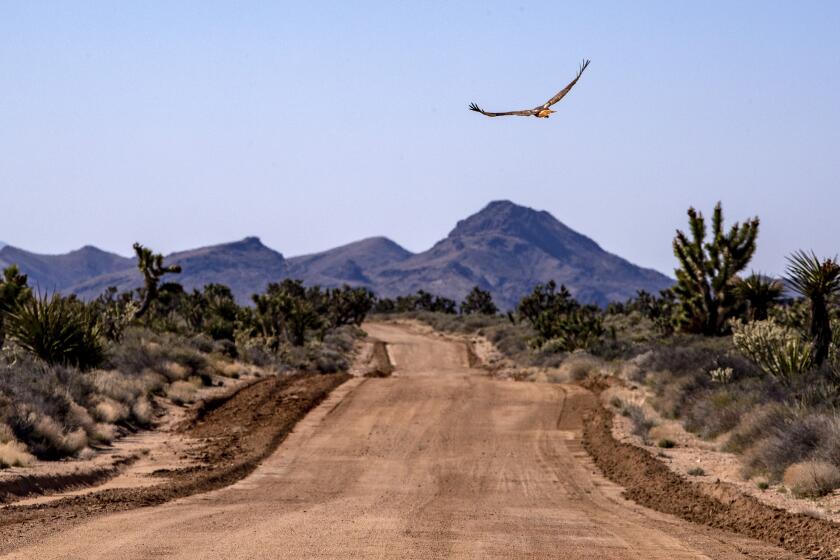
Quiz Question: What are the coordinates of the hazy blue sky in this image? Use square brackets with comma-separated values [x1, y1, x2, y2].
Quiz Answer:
[2, 1, 838, 277]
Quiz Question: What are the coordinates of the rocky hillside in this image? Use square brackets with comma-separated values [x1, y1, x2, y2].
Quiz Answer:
[288, 201, 672, 308]
[0, 245, 133, 292]
[1, 201, 672, 307]
[68, 237, 287, 303]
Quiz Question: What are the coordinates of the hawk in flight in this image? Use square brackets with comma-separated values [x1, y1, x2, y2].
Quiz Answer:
[469, 59, 590, 118]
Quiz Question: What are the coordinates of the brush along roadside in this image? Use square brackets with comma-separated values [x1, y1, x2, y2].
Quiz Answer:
[0, 371, 350, 555]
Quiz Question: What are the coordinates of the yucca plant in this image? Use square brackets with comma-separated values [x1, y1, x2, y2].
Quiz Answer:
[785, 251, 840, 365]
[5, 293, 104, 369]
[736, 273, 784, 321]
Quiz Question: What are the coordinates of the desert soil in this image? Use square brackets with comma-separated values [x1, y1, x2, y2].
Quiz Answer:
[0, 322, 809, 559]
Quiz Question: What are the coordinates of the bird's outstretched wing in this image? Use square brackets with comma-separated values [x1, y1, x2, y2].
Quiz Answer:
[540, 59, 590, 109]
[469, 102, 533, 117]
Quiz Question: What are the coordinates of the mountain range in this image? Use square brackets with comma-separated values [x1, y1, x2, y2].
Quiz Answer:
[0, 201, 673, 309]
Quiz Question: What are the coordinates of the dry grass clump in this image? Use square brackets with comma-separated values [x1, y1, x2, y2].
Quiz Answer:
[0, 328, 217, 460]
[11, 410, 89, 459]
[166, 379, 200, 405]
[163, 361, 189, 381]
[0, 440, 34, 468]
[560, 352, 601, 381]
[622, 404, 654, 443]
[783, 460, 840, 498]
[0, 424, 34, 468]
[741, 413, 840, 480]
[724, 403, 789, 454]
[93, 398, 129, 424]
[107, 328, 208, 380]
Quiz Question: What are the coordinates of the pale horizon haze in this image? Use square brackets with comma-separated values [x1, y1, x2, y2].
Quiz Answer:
[2, 2, 838, 278]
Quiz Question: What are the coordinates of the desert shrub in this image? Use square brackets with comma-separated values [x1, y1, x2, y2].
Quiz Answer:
[732, 319, 812, 385]
[167, 380, 199, 405]
[92, 398, 129, 423]
[188, 333, 215, 353]
[622, 404, 654, 442]
[742, 413, 836, 479]
[724, 402, 790, 453]
[560, 352, 600, 381]
[682, 376, 783, 440]
[708, 366, 734, 384]
[0, 424, 34, 468]
[5, 293, 104, 369]
[6, 407, 88, 460]
[132, 397, 154, 425]
[687, 467, 705, 476]
[323, 325, 360, 355]
[106, 328, 207, 380]
[0, 357, 93, 458]
[650, 368, 710, 420]
[106, 328, 168, 374]
[657, 438, 676, 448]
[783, 460, 840, 498]
[236, 335, 275, 367]
[0, 439, 35, 468]
[643, 342, 723, 376]
[314, 348, 347, 373]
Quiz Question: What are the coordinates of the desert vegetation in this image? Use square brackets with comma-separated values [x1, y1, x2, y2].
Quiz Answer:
[386, 203, 840, 498]
[0, 246, 373, 467]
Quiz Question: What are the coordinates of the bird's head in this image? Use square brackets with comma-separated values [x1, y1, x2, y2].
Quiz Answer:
[537, 108, 555, 118]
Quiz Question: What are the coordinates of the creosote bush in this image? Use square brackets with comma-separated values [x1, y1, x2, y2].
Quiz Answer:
[783, 460, 840, 498]
[622, 404, 654, 443]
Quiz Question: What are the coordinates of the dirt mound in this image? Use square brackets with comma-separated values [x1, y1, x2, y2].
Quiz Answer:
[0, 454, 139, 504]
[582, 399, 840, 559]
[0, 372, 349, 554]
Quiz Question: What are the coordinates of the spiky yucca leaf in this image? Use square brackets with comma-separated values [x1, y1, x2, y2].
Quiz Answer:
[736, 273, 784, 321]
[5, 293, 104, 369]
[785, 251, 840, 300]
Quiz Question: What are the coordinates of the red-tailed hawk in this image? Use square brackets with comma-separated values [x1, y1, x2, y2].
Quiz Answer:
[469, 59, 590, 118]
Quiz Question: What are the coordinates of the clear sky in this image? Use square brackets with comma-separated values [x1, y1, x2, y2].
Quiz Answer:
[2, 1, 838, 277]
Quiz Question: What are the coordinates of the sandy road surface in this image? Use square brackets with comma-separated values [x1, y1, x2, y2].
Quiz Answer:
[4, 322, 794, 559]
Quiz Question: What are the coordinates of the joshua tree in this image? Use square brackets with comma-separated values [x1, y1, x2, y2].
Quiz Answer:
[460, 286, 498, 315]
[785, 251, 840, 366]
[0, 265, 32, 347]
[251, 279, 325, 346]
[284, 296, 321, 346]
[736, 273, 784, 322]
[132, 243, 182, 319]
[672, 203, 759, 335]
[517, 280, 576, 325]
[516, 281, 603, 350]
[327, 285, 375, 327]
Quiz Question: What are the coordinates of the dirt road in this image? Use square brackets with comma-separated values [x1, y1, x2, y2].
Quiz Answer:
[3, 322, 794, 559]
